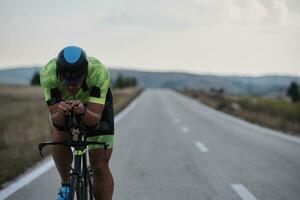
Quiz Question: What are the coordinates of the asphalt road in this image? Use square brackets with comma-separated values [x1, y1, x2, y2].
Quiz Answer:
[4, 89, 300, 200]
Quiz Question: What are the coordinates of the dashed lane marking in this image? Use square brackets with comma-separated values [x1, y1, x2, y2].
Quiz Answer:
[195, 141, 209, 153]
[231, 184, 258, 200]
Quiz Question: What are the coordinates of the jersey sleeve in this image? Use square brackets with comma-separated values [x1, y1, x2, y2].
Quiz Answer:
[88, 64, 110, 105]
[40, 59, 61, 106]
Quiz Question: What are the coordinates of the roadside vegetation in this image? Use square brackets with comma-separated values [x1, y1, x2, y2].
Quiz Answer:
[0, 82, 141, 187]
[112, 73, 138, 89]
[181, 86, 300, 136]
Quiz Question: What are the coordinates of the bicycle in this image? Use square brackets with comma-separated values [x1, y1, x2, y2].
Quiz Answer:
[39, 111, 109, 200]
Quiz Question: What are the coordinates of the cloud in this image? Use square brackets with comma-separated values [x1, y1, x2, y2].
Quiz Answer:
[98, 1, 192, 29]
[229, 0, 268, 23]
[184, 0, 299, 28]
[227, 0, 300, 27]
[0, 0, 299, 75]
[272, 0, 291, 25]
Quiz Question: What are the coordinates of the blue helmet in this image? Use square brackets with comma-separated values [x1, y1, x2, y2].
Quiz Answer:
[56, 46, 88, 86]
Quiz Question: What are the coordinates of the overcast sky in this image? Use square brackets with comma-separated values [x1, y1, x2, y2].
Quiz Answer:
[0, 0, 299, 75]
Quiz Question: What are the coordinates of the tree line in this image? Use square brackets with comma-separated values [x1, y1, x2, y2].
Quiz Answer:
[112, 73, 138, 89]
[287, 81, 300, 102]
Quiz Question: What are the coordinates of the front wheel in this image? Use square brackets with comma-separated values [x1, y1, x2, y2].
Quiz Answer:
[69, 175, 84, 200]
[87, 170, 94, 200]
[83, 167, 94, 200]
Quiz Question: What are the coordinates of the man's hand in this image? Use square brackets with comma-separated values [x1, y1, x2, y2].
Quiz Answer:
[57, 101, 73, 115]
[66, 100, 85, 115]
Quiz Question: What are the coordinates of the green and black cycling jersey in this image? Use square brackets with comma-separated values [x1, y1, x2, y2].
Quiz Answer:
[40, 57, 114, 135]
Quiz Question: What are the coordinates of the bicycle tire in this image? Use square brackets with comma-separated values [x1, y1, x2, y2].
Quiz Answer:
[76, 179, 84, 200]
[82, 167, 94, 200]
[69, 175, 77, 200]
[87, 170, 94, 200]
[69, 175, 84, 200]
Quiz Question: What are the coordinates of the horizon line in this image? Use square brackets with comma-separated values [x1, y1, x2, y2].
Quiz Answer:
[0, 64, 299, 78]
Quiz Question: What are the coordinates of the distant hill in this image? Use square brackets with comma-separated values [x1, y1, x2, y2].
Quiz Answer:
[0, 66, 299, 96]
[0, 67, 41, 85]
[110, 69, 300, 96]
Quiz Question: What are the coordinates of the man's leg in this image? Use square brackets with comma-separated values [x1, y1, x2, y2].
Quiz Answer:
[89, 149, 114, 200]
[49, 119, 73, 184]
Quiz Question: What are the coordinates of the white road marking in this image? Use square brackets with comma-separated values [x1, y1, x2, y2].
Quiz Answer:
[181, 126, 189, 133]
[0, 158, 54, 200]
[231, 184, 258, 200]
[0, 91, 144, 200]
[173, 118, 180, 123]
[115, 91, 144, 123]
[195, 141, 209, 152]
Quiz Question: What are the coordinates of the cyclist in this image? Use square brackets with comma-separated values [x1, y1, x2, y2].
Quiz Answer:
[40, 46, 114, 200]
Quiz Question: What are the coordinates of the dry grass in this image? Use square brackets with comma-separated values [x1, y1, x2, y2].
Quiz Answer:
[0, 85, 141, 187]
[0, 85, 50, 187]
[182, 89, 300, 136]
[112, 87, 142, 114]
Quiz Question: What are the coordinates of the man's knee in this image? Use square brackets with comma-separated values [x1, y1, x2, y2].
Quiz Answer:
[89, 149, 112, 178]
[92, 162, 111, 179]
